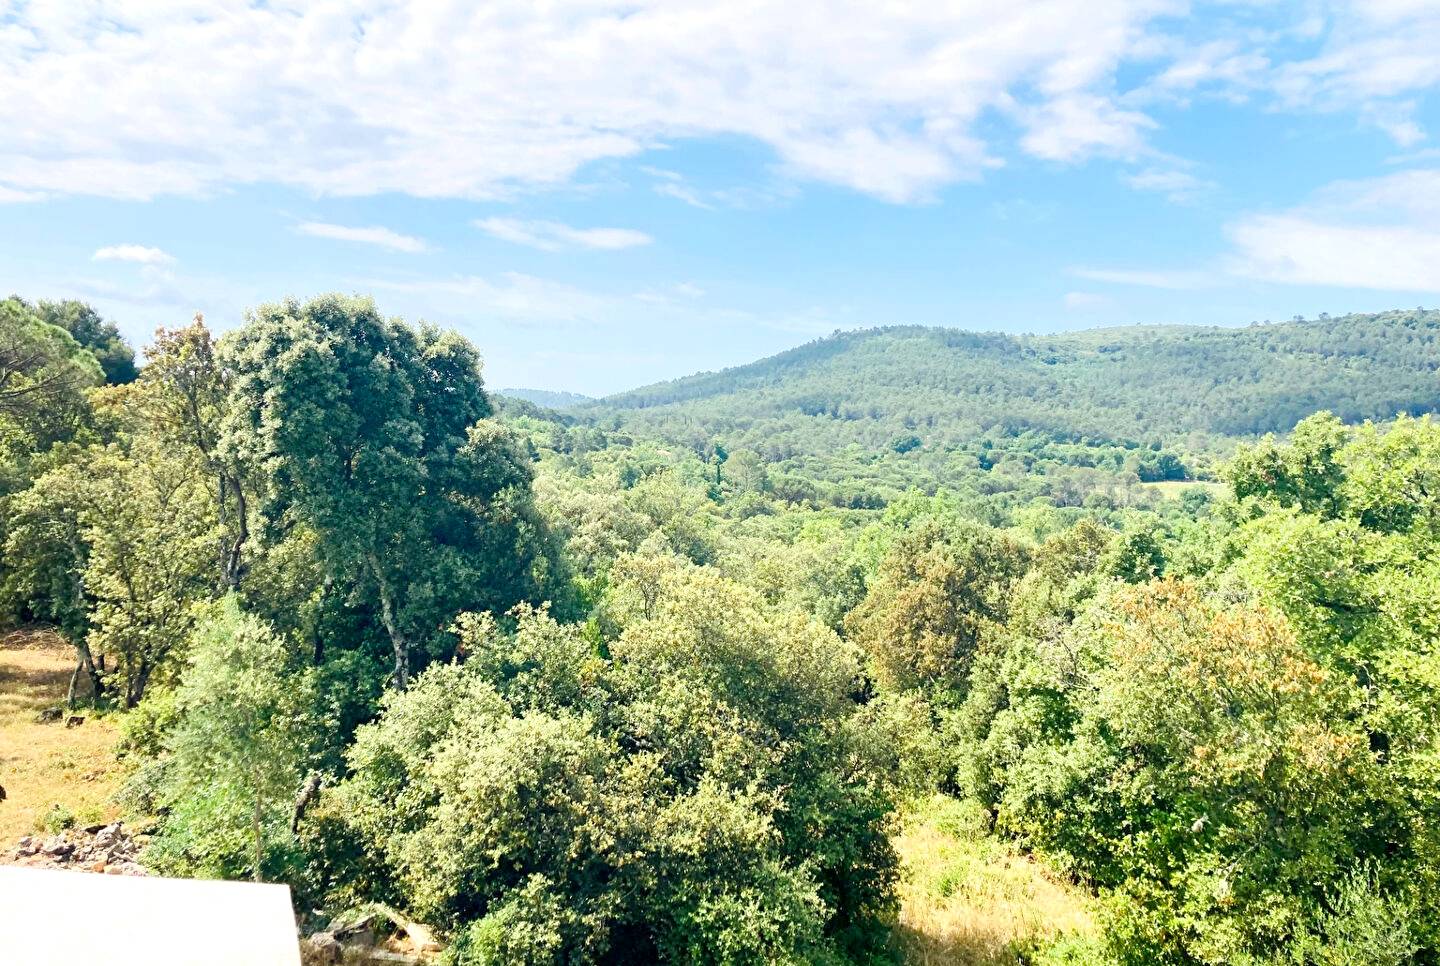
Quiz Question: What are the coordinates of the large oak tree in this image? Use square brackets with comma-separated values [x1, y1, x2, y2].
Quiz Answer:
[220, 294, 554, 686]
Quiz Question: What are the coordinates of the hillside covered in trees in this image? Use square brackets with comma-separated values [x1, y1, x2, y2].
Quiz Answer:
[499, 388, 595, 410]
[4, 292, 1440, 966]
[588, 310, 1440, 478]
[515, 310, 1440, 516]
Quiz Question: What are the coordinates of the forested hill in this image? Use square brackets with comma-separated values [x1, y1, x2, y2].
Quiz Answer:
[592, 309, 1440, 454]
[499, 387, 594, 409]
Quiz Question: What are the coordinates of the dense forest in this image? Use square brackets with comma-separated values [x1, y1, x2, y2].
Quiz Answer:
[569, 311, 1440, 509]
[3, 292, 1440, 965]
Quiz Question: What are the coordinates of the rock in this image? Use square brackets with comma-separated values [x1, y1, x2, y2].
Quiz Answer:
[404, 922, 441, 953]
[12, 824, 147, 875]
[334, 913, 377, 948]
[41, 836, 74, 859]
[94, 823, 121, 849]
[307, 932, 344, 965]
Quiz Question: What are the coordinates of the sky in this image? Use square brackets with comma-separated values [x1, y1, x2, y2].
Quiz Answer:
[3, 2, 1440, 396]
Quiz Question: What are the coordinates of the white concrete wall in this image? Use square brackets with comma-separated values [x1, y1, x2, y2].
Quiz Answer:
[0, 866, 301, 965]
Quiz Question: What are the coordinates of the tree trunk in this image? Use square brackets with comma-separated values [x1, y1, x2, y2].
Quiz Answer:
[68, 562, 103, 705]
[312, 576, 333, 666]
[367, 553, 409, 688]
[128, 657, 152, 709]
[75, 644, 102, 705]
[66, 662, 81, 710]
[221, 476, 249, 592]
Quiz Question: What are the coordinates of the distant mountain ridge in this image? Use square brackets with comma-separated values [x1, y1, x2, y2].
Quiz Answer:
[498, 388, 595, 410]
[591, 311, 1440, 451]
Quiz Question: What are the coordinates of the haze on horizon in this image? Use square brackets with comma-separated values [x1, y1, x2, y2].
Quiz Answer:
[3, 1, 1440, 395]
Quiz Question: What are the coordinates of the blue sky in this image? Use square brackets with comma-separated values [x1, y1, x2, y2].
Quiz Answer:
[3, 2, 1440, 396]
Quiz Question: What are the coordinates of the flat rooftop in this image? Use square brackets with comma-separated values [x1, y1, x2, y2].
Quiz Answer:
[0, 865, 301, 965]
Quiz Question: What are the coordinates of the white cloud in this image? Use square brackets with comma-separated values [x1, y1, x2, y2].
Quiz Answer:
[1269, 2, 1440, 143]
[93, 244, 174, 265]
[1364, 101, 1426, 147]
[0, 184, 45, 203]
[1147, 40, 1268, 94]
[6, 3, 1439, 206]
[645, 168, 794, 211]
[1086, 167, 1440, 294]
[364, 270, 834, 339]
[475, 218, 653, 252]
[1123, 167, 1215, 203]
[1225, 169, 1440, 292]
[1020, 94, 1155, 163]
[0, 1, 1186, 205]
[1126, 4, 1440, 146]
[296, 222, 429, 253]
[1227, 215, 1440, 291]
[654, 182, 717, 209]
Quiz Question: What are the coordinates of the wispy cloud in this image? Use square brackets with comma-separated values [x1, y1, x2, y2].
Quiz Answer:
[1123, 167, 1215, 204]
[361, 269, 838, 341]
[366, 272, 618, 324]
[654, 181, 716, 211]
[475, 218, 652, 252]
[93, 244, 174, 265]
[295, 222, 429, 253]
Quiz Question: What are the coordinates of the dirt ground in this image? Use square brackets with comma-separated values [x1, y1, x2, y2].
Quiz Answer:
[0, 630, 123, 844]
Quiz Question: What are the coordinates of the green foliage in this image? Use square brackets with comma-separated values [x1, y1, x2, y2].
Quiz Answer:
[37, 802, 77, 835]
[30, 298, 138, 385]
[337, 584, 901, 963]
[220, 294, 560, 685]
[10, 291, 1440, 964]
[0, 296, 103, 436]
[847, 519, 1030, 694]
[602, 313, 1440, 441]
[1228, 412, 1349, 516]
[1283, 869, 1415, 966]
[144, 597, 320, 882]
[949, 412, 1440, 962]
[590, 311, 1440, 506]
[4, 436, 215, 706]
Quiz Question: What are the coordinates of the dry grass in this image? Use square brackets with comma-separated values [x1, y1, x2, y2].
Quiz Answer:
[894, 799, 1096, 965]
[0, 630, 124, 844]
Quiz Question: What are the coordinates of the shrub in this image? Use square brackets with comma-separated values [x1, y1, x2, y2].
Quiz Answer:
[337, 576, 901, 963]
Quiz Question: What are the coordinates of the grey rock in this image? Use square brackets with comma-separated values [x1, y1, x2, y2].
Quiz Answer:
[40, 836, 74, 859]
[300, 932, 343, 965]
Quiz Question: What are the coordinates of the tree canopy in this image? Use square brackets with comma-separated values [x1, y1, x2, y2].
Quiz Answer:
[4, 293, 1440, 965]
